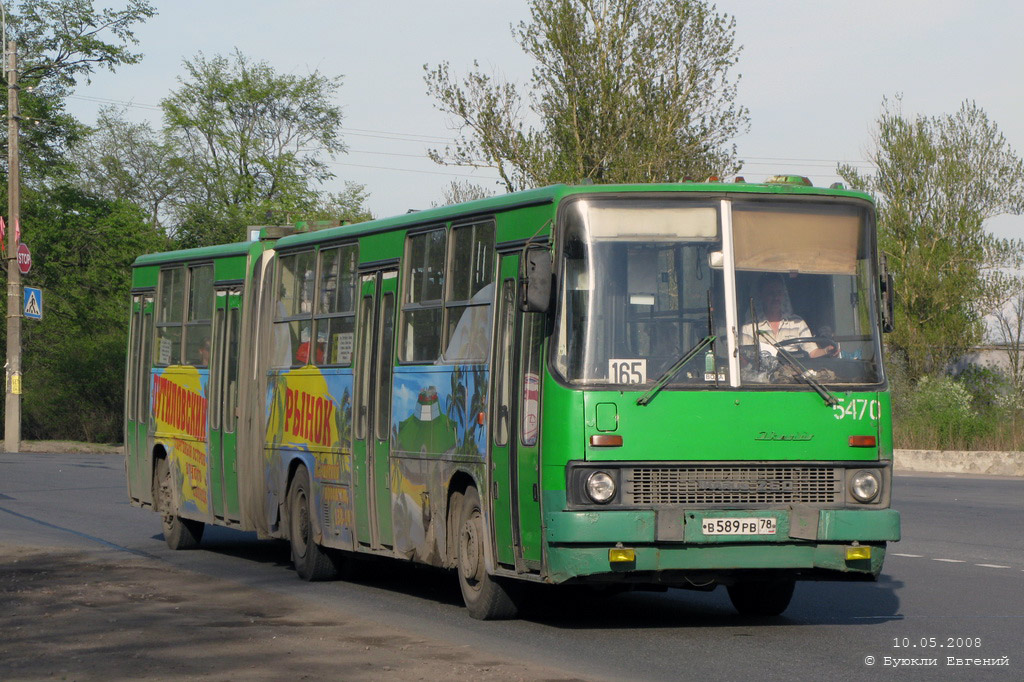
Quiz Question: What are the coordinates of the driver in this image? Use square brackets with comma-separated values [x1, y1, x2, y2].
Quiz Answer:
[740, 274, 838, 359]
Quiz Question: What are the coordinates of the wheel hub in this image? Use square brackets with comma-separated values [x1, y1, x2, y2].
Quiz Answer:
[460, 513, 483, 585]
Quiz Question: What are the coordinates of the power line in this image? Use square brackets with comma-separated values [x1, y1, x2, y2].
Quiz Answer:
[325, 158, 501, 181]
[67, 93, 162, 111]
[66, 92, 878, 175]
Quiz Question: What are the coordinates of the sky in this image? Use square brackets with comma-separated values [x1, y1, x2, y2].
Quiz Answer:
[63, 0, 1024, 237]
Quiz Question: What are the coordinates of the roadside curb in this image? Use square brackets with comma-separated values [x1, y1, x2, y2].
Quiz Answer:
[894, 449, 1024, 478]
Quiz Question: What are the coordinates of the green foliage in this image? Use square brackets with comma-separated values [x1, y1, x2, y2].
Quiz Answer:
[425, 0, 748, 191]
[307, 182, 374, 225]
[0, 2, 161, 443]
[839, 97, 1024, 380]
[894, 374, 990, 449]
[2, 0, 155, 185]
[162, 49, 347, 245]
[955, 364, 1011, 413]
[68, 50, 369, 246]
[12, 0, 156, 91]
[889, 357, 1024, 450]
[68, 106, 183, 231]
[13, 186, 167, 442]
[434, 181, 494, 207]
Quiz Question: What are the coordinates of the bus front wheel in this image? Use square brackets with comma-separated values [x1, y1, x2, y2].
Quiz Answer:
[155, 457, 204, 550]
[456, 486, 519, 620]
[727, 577, 795, 617]
[288, 466, 337, 582]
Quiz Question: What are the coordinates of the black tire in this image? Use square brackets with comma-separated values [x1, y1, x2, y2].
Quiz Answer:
[447, 490, 464, 568]
[456, 486, 519, 620]
[155, 457, 204, 550]
[727, 578, 796, 617]
[288, 466, 337, 582]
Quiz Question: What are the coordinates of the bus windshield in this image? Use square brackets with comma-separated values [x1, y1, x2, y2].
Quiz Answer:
[553, 196, 884, 389]
[553, 198, 728, 387]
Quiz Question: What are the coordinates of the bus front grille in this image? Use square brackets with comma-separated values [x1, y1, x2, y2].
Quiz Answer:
[625, 466, 842, 505]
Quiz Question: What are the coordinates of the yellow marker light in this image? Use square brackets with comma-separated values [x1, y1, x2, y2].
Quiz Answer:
[609, 548, 636, 563]
[590, 434, 623, 447]
[848, 435, 876, 447]
[846, 546, 872, 561]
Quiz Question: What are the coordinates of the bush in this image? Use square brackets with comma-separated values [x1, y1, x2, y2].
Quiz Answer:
[890, 363, 1024, 450]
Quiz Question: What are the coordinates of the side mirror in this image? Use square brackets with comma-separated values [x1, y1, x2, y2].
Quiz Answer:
[519, 247, 552, 313]
[880, 257, 895, 333]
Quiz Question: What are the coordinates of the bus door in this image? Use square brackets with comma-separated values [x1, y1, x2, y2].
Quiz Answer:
[126, 293, 155, 504]
[515, 293, 545, 567]
[209, 286, 242, 521]
[492, 253, 543, 571]
[353, 269, 397, 549]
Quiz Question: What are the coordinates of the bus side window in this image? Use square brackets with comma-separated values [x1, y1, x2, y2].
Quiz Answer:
[399, 228, 446, 362]
[493, 279, 515, 446]
[273, 251, 316, 367]
[520, 313, 544, 446]
[155, 266, 185, 366]
[442, 220, 495, 363]
[315, 244, 358, 366]
[184, 264, 214, 366]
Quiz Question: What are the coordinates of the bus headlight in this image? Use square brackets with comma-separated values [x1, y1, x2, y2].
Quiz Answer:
[850, 470, 880, 502]
[585, 471, 616, 504]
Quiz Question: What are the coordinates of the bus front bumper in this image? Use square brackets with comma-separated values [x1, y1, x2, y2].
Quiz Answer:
[543, 506, 900, 583]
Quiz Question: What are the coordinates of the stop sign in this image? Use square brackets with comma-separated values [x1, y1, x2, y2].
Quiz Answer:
[17, 242, 31, 275]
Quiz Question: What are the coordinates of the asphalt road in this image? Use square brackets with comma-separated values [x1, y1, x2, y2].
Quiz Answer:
[1, 452, 1021, 681]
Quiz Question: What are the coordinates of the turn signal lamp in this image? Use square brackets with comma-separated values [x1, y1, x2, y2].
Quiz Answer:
[848, 435, 876, 447]
[609, 548, 636, 563]
[846, 546, 871, 561]
[590, 434, 623, 447]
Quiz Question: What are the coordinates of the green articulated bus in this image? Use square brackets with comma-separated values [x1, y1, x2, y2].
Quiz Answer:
[125, 177, 901, 619]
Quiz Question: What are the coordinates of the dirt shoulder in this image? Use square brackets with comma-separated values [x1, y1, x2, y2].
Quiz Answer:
[10, 441, 123, 455]
[0, 544, 581, 682]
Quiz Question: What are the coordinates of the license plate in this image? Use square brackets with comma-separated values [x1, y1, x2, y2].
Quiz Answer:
[701, 517, 777, 535]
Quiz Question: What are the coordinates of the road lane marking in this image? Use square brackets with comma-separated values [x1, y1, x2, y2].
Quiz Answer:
[891, 553, 1020, 571]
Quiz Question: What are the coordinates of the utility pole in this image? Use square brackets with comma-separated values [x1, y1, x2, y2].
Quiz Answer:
[5, 40, 19, 453]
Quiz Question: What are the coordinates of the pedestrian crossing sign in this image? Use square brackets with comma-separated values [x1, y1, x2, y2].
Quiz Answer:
[24, 287, 42, 320]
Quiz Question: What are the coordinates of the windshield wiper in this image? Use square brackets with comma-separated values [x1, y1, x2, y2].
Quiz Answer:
[636, 334, 715, 406]
[758, 331, 838, 407]
[638, 290, 719, 407]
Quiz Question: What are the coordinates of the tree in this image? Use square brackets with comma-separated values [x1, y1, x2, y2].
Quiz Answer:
[991, 293, 1024, 396]
[839, 97, 1024, 380]
[425, 0, 748, 192]
[162, 50, 348, 246]
[308, 182, 374, 225]
[0, 1, 158, 443]
[2, 0, 156, 182]
[434, 180, 494, 207]
[19, 186, 166, 442]
[68, 106, 184, 232]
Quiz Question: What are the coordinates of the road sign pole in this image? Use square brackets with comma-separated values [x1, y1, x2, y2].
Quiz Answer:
[5, 41, 20, 453]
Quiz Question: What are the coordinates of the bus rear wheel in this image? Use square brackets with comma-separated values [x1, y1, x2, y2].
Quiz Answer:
[727, 577, 795, 617]
[288, 465, 337, 582]
[155, 457, 204, 550]
[456, 486, 519, 620]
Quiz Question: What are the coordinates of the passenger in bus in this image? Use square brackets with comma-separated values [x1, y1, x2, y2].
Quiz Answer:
[197, 337, 211, 367]
[296, 338, 325, 365]
[740, 274, 838, 359]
